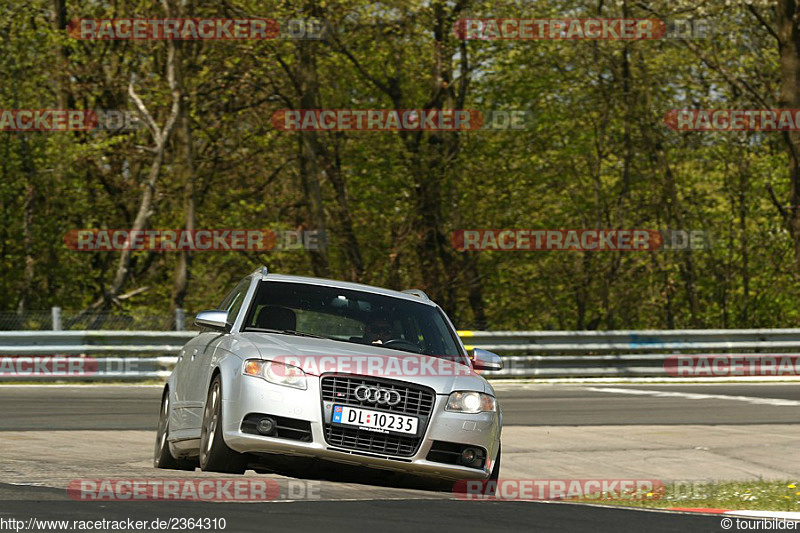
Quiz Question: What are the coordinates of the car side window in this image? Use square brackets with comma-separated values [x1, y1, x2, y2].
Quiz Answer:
[218, 278, 250, 324]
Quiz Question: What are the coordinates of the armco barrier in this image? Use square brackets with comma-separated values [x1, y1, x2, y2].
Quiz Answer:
[0, 331, 196, 355]
[457, 329, 800, 352]
[0, 329, 799, 380]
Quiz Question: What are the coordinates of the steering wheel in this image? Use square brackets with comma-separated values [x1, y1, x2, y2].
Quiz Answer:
[381, 339, 423, 353]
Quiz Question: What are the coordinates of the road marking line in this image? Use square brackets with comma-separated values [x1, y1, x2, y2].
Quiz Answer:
[0, 384, 162, 388]
[724, 510, 800, 520]
[584, 387, 800, 406]
[670, 508, 800, 521]
[490, 377, 800, 386]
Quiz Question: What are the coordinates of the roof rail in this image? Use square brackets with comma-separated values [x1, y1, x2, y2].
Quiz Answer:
[402, 289, 430, 301]
[254, 265, 269, 278]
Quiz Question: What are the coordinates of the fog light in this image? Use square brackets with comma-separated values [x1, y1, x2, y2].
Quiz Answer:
[257, 417, 276, 435]
[461, 447, 478, 465]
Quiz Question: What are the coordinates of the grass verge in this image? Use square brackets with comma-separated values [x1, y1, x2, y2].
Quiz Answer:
[575, 480, 800, 512]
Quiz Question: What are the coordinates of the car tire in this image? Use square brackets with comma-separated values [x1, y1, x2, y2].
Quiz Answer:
[154, 390, 196, 470]
[481, 443, 501, 496]
[489, 443, 501, 481]
[199, 375, 248, 474]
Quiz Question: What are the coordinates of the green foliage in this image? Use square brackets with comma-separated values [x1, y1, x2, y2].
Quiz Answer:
[0, 0, 796, 330]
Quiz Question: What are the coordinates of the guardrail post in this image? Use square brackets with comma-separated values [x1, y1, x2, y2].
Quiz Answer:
[175, 308, 186, 331]
[51, 307, 62, 331]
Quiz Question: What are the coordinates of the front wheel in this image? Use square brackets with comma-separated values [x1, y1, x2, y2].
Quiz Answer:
[489, 443, 501, 481]
[199, 376, 248, 474]
[480, 443, 501, 496]
[154, 391, 196, 470]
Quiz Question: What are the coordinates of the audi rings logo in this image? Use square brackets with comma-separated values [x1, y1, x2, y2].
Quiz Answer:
[353, 385, 402, 406]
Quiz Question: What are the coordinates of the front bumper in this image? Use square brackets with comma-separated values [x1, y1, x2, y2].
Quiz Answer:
[222, 373, 501, 482]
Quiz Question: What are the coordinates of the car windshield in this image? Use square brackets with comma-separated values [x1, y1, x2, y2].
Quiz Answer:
[242, 281, 466, 362]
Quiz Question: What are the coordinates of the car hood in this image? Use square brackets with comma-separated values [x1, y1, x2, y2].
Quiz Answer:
[238, 332, 491, 395]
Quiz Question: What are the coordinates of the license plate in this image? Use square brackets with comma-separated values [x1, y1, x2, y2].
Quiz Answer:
[331, 405, 418, 435]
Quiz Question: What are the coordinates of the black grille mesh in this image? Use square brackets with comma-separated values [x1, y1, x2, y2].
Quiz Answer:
[321, 375, 436, 457]
[324, 425, 419, 456]
[321, 375, 435, 416]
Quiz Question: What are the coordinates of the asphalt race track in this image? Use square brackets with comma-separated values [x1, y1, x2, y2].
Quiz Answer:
[0, 485, 725, 533]
[1, 382, 797, 430]
[0, 383, 797, 532]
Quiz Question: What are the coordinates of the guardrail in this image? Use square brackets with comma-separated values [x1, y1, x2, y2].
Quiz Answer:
[0, 329, 798, 380]
[0, 331, 196, 355]
[459, 329, 800, 377]
[458, 329, 800, 352]
[0, 356, 177, 380]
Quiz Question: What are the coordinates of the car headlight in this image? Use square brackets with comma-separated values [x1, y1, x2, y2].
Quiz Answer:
[445, 391, 496, 413]
[243, 359, 307, 390]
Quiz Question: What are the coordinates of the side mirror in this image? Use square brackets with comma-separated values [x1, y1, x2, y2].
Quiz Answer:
[470, 348, 503, 371]
[195, 310, 230, 331]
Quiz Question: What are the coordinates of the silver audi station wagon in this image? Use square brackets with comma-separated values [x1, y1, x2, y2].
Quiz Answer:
[155, 268, 503, 484]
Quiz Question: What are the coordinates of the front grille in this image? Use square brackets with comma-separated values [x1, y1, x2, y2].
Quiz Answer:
[320, 375, 435, 416]
[325, 425, 418, 456]
[320, 375, 436, 457]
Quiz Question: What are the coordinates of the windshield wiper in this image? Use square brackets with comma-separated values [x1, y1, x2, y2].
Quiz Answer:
[248, 327, 327, 339]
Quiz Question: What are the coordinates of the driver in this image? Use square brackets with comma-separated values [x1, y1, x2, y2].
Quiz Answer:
[363, 316, 394, 344]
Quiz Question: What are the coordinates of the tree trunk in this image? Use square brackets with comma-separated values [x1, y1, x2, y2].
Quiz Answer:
[169, 5, 196, 322]
[9, 54, 36, 316]
[52, 0, 74, 110]
[78, 38, 181, 317]
[170, 101, 195, 320]
[296, 40, 331, 277]
[777, 0, 800, 269]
